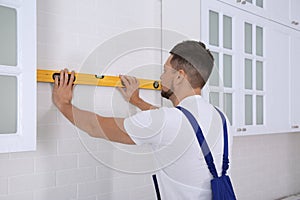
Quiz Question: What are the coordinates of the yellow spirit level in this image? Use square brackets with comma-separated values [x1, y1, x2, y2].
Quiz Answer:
[37, 69, 161, 90]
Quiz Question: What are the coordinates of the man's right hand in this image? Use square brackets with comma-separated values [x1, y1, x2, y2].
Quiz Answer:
[118, 75, 141, 105]
[118, 75, 159, 111]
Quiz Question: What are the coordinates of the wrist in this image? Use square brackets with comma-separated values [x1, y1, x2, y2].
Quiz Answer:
[56, 101, 72, 112]
[129, 96, 143, 106]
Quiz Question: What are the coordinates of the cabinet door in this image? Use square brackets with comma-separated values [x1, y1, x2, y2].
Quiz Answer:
[237, 11, 269, 134]
[264, 24, 290, 133]
[0, 1, 36, 153]
[290, 33, 300, 130]
[290, 0, 300, 30]
[201, 0, 268, 135]
[201, 0, 237, 129]
[216, 0, 265, 16]
[266, 0, 300, 31]
[266, 0, 290, 25]
[201, 0, 293, 135]
[218, 0, 300, 31]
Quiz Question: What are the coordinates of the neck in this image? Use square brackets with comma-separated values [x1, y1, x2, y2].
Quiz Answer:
[170, 87, 201, 106]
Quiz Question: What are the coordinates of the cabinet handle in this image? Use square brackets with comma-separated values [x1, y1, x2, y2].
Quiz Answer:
[237, 0, 246, 4]
[292, 21, 299, 25]
[242, 128, 247, 132]
[236, 128, 242, 132]
[291, 125, 299, 129]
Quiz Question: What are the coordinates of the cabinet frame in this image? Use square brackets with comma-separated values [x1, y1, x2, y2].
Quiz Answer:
[0, 0, 36, 153]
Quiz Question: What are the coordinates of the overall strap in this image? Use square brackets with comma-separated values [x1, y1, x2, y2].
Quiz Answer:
[176, 106, 218, 178]
[152, 174, 161, 200]
[214, 107, 230, 176]
[176, 106, 230, 177]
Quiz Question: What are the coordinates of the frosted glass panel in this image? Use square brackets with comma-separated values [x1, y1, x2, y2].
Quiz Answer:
[256, 61, 263, 90]
[209, 52, 219, 86]
[0, 5, 17, 66]
[256, 95, 264, 125]
[209, 92, 219, 107]
[256, 26, 263, 56]
[245, 95, 253, 125]
[224, 93, 232, 124]
[223, 15, 232, 49]
[223, 54, 232, 88]
[0, 75, 17, 134]
[245, 59, 253, 89]
[245, 22, 252, 54]
[256, 0, 263, 8]
[209, 10, 219, 46]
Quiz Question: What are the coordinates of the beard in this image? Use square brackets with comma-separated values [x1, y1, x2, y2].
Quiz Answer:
[161, 89, 174, 99]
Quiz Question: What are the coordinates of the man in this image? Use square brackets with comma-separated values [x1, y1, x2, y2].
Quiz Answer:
[52, 40, 233, 199]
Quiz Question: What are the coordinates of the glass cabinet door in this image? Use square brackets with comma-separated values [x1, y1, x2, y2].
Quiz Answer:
[201, 0, 269, 135]
[205, 4, 235, 125]
[243, 21, 265, 127]
[0, 0, 36, 153]
[0, 5, 18, 134]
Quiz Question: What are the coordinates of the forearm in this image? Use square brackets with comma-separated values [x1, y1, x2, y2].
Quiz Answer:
[58, 103, 103, 138]
[57, 103, 135, 144]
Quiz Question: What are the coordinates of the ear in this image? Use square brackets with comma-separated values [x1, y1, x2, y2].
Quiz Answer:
[174, 69, 187, 85]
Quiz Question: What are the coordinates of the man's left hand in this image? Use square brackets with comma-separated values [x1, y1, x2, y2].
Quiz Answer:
[52, 69, 75, 110]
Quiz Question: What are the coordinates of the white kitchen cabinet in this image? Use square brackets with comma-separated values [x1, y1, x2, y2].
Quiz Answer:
[266, 0, 300, 30]
[265, 1, 290, 25]
[264, 23, 291, 133]
[0, 0, 36, 153]
[266, 0, 300, 31]
[290, 0, 300, 30]
[215, 0, 265, 18]
[201, 0, 238, 129]
[290, 31, 300, 131]
[201, 0, 293, 135]
[217, 0, 300, 31]
[216, 0, 264, 9]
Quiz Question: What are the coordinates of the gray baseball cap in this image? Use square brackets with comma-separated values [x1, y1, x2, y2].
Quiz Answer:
[170, 40, 214, 82]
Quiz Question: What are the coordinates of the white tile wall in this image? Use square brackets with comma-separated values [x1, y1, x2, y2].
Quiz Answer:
[9, 173, 55, 194]
[56, 167, 96, 186]
[0, 159, 34, 177]
[0, 178, 8, 195]
[0, 192, 34, 200]
[34, 185, 77, 200]
[231, 133, 300, 200]
[35, 155, 78, 173]
[0, 0, 299, 200]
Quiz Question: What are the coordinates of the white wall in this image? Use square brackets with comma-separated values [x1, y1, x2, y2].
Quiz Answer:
[0, 0, 299, 200]
[2, 0, 162, 199]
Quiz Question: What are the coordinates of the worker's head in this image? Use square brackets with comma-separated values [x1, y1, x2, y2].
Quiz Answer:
[161, 40, 214, 99]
